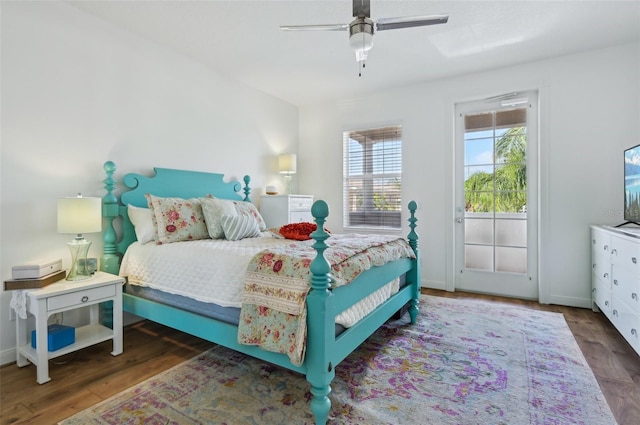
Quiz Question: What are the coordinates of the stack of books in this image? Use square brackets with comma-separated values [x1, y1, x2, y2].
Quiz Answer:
[4, 259, 66, 290]
[4, 270, 66, 290]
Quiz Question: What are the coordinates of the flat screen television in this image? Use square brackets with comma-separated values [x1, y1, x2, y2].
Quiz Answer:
[624, 143, 640, 225]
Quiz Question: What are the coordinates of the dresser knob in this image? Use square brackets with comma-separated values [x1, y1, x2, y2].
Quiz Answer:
[81, 296, 89, 303]
[613, 279, 618, 285]
[613, 309, 618, 316]
[633, 257, 638, 264]
[604, 244, 609, 251]
[604, 273, 609, 279]
[611, 248, 617, 255]
[632, 293, 638, 301]
[632, 329, 638, 337]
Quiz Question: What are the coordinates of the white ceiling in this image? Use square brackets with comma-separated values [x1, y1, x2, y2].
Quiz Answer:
[67, 0, 640, 107]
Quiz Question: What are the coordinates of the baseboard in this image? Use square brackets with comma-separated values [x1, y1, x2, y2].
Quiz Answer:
[547, 294, 592, 309]
[0, 348, 16, 367]
[421, 280, 447, 291]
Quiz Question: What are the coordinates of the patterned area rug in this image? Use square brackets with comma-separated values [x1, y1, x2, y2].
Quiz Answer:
[60, 296, 617, 425]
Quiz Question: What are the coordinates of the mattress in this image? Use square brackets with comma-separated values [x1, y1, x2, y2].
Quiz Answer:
[120, 234, 405, 328]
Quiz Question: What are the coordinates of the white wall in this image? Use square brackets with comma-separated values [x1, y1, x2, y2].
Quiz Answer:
[299, 43, 640, 307]
[0, 2, 298, 364]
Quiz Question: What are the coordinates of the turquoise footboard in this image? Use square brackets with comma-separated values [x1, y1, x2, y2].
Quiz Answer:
[99, 161, 420, 425]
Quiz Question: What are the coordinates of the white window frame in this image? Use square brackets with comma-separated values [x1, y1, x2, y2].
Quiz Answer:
[343, 125, 403, 230]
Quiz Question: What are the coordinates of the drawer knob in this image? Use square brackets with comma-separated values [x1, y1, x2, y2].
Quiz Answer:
[633, 257, 638, 264]
[632, 293, 638, 301]
[613, 309, 618, 316]
[632, 329, 638, 337]
[81, 296, 89, 303]
[605, 301, 610, 306]
[604, 273, 609, 279]
[613, 279, 618, 285]
[604, 244, 609, 251]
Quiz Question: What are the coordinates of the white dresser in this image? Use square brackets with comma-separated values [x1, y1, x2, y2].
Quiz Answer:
[591, 225, 640, 356]
[260, 195, 314, 229]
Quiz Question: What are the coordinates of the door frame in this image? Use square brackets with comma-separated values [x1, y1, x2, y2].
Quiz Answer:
[444, 87, 548, 302]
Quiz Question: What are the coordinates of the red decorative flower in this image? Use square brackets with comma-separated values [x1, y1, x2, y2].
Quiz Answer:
[166, 225, 177, 233]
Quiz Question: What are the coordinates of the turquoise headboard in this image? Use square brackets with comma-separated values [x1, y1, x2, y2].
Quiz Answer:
[100, 161, 251, 274]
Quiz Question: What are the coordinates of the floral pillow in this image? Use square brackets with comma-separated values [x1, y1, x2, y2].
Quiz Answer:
[201, 198, 237, 239]
[221, 214, 261, 241]
[233, 201, 267, 231]
[146, 194, 209, 244]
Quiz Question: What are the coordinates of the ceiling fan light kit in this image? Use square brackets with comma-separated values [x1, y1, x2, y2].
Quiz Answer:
[280, 0, 449, 76]
[349, 18, 374, 63]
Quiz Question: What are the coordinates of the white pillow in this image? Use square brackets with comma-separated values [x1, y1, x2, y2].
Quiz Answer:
[127, 205, 155, 244]
[201, 198, 237, 239]
[221, 214, 261, 241]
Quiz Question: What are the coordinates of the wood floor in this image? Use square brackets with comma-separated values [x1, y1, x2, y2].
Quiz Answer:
[1, 289, 639, 425]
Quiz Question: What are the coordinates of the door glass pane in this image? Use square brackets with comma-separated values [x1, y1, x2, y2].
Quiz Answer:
[464, 136, 494, 165]
[495, 218, 527, 247]
[495, 246, 527, 273]
[463, 107, 528, 275]
[465, 218, 493, 245]
[465, 245, 493, 271]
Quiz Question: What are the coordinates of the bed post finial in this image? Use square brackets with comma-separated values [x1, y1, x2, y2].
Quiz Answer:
[306, 200, 333, 425]
[101, 161, 121, 275]
[407, 200, 420, 324]
[243, 175, 251, 202]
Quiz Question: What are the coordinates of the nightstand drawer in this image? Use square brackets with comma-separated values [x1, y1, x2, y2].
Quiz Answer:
[47, 285, 116, 311]
[290, 196, 313, 210]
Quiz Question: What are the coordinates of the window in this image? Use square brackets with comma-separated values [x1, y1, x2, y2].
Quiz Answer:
[343, 125, 402, 229]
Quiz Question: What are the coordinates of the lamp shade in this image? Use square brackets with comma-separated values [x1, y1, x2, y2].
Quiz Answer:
[57, 196, 102, 234]
[278, 154, 297, 175]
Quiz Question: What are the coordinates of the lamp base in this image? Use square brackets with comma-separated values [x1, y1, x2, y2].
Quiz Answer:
[66, 238, 92, 281]
[283, 175, 293, 195]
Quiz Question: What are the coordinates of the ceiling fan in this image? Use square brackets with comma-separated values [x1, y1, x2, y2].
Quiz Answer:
[281, 0, 449, 76]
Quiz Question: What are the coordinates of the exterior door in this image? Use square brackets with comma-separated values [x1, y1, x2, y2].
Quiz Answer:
[454, 92, 538, 299]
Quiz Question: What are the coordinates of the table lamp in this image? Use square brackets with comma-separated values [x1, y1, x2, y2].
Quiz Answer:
[278, 153, 297, 194]
[57, 194, 102, 280]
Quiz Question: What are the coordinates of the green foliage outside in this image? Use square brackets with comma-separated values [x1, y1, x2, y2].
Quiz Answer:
[465, 127, 527, 213]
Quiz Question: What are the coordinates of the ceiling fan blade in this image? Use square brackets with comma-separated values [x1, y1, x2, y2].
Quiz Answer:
[280, 24, 349, 31]
[353, 0, 371, 18]
[376, 14, 449, 31]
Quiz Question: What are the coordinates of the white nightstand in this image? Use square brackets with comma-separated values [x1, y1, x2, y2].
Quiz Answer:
[260, 194, 314, 228]
[15, 271, 124, 384]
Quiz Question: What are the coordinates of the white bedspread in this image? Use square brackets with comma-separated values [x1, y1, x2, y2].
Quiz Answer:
[119, 234, 399, 327]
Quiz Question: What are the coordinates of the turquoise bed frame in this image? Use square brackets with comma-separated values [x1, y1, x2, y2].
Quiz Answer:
[99, 161, 420, 424]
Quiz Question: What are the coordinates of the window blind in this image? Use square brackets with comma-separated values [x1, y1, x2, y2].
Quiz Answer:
[343, 125, 402, 229]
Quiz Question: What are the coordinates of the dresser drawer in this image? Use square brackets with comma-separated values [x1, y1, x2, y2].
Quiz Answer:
[611, 235, 640, 272]
[611, 299, 640, 354]
[593, 275, 612, 316]
[612, 265, 640, 311]
[592, 228, 611, 259]
[592, 258, 611, 284]
[47, 284, 116, 311]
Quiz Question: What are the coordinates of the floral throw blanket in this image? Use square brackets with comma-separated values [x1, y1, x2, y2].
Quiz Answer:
[237, 234, 416, 366]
